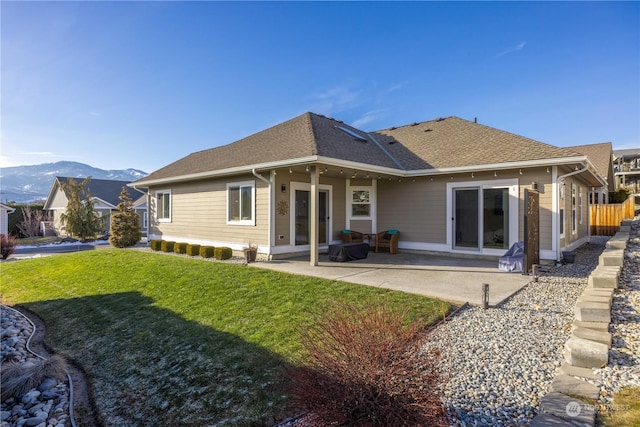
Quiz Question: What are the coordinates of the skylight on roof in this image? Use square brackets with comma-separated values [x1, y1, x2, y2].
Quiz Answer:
[335, 126, 367, 142]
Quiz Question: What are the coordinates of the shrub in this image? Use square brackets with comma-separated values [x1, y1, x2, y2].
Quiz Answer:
[0, 234, 17, 260]
[214, 247, 233, 260]
[174, 242, 188, 254]
[186, 244, 200, 256]
[284, 301, 446, 427]
[199, 246, 215, 258]
[149, 240, 163, 251]
[161, 241, 175, 253]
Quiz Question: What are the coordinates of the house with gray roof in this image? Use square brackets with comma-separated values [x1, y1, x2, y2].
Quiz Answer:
[566, 142, 615, 204]
[613, 148, 640, 195]
[44, 177, 148, 238]
[132, 112, 606, 265]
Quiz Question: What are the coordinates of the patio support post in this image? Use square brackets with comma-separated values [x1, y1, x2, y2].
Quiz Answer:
[310, 165, 319, 266]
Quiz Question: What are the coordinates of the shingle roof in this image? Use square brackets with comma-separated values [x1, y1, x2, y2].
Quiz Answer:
[138, 112, 399, 183]
[566, 142, 613, 184]
[57, 177, 145, 207]
[135, 113, 590, 186]
[375, 116, 582, 170]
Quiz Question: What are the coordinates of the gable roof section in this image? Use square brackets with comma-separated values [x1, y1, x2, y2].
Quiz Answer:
[46, 177, 145, 208]
[136, 113, 400, 185]
[375, 116, 583, 170]
[566, 142, 614, 190]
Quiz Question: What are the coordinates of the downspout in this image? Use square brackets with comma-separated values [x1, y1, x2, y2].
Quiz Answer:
[252, 169, 272, 257]
[556, 164, 588, 261]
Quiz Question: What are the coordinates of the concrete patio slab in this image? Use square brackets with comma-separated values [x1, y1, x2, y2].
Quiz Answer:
[250, 251, 532, 306]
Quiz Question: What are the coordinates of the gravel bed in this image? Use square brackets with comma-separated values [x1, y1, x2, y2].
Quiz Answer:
[0, 306, 71, 427]
[424, 236, 610, 426]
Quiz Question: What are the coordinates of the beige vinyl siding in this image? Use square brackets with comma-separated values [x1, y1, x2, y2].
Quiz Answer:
[149, 175, 269, 246]
[377, 178, 447, 244]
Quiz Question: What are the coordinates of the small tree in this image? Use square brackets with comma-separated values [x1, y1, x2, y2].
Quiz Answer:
[60, 177, 103, 242]
[109, 186, 142, 248]
[17, 206, 51, 238]
[611, 187, 631, 203]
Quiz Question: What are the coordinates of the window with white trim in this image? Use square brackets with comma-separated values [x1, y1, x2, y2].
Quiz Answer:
[227, 181, 255, 225]
[559, 184, 565, 237]
[579, 187, 583, 225]
[571, 184, 577, 234]
[156, 190, 171, 222]
[351, 189, 371, 217]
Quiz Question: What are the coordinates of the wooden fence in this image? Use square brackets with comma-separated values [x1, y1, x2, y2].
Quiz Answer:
[590, 197, 635, 236]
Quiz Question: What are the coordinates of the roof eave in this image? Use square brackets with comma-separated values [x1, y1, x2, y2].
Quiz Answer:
[406, 156, 591, 177]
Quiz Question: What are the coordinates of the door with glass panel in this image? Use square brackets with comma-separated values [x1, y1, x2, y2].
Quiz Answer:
[294, 189, 328, 245]
[453, 187, 510, 251]
[453, 188, 479, 249]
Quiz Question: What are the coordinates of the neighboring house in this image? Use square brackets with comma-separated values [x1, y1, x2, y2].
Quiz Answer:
[0, 203, 16, 235]
[613, 149, 640, 196]
[567, 142, 615, 204]
[44, 177, 148, 237]
[132, 113, 606, 265]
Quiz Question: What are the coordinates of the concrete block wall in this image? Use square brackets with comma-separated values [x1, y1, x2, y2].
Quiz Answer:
[530, 222, 633, 426]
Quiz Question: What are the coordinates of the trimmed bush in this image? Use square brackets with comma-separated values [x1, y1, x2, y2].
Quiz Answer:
[161, 241, 175, 253]
[186, 244, 200, 256]
[285, 301, 446, 426]
[149, 240, 163, 251]
[0, 234, 17, 260]
[214, 247, 233, 260]
[199, 246, 215, 258]
[174, 242, 188, 255]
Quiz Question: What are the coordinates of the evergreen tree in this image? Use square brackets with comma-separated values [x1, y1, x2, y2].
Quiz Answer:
[60, 177, 104, 241]
[109, 186, 142, 248]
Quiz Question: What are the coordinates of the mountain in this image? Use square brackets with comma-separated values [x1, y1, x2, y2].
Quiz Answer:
[0, 161, 148, 204]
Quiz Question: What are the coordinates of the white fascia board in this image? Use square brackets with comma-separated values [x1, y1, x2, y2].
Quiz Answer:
[407, 156, 589, 177]
[315, 156, 405, 176]
[131, 156, 321, 187]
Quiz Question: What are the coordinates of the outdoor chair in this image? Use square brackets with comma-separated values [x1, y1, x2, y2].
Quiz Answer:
[341, 229, 364, 243]
[376, 229, 399, 254]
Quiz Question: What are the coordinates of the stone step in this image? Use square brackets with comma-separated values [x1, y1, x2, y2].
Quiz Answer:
[618, 225, 631, 232]
[572, 327, 612, 348]
[550, 374, 600, 400]
[606, 233, 629, 249]
[587, 267, 619, 289]
[576, 295, 610, 306]
[599, 249, 624, 267]
[529, 412, 581, 426]
[572, 320, 609, 331]
[581, 288, 614, 298]
[575, 301, 611, 323]
[564, 337, 609, 368]
[538, 391, 596, 426]
[558, 362, 599, 380]
[621, 219, 633, 226]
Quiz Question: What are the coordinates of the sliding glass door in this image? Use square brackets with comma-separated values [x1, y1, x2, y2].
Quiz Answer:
[453, 186, 511, 251]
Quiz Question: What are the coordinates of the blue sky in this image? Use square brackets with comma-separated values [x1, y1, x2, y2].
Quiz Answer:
[2, 1, 638, 173]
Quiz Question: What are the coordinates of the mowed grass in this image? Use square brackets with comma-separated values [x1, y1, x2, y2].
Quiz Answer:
[1, 249, 450, 426]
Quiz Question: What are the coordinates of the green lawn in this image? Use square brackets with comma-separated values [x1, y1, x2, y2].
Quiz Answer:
[1, 249, 449, 426]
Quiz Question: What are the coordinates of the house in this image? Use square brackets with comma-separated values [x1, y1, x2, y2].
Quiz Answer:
[0, 203, 16, 235]
[44, 177, 148, 237]
[566, 142, 615, 204]
[613, 148, 640, 196]
[131, 113, 606, 266]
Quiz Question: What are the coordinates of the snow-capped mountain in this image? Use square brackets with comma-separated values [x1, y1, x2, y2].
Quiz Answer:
[0, 161, 148, 203]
